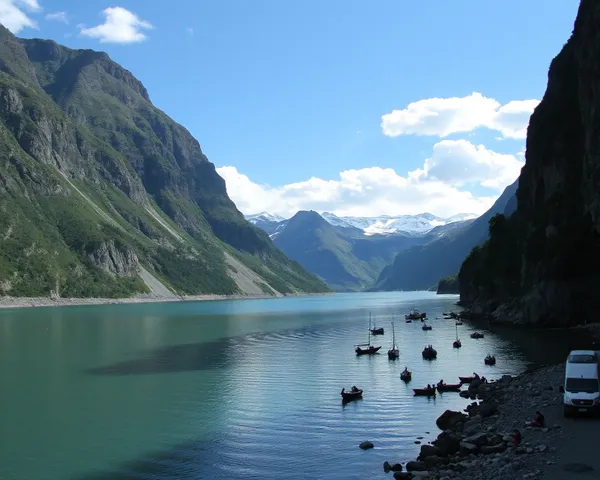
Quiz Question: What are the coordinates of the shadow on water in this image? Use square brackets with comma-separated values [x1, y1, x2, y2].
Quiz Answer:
[85, 338, 232, 375]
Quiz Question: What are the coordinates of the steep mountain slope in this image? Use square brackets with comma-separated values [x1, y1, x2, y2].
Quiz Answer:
[271, 211, 428, 291]
[375, 180, 519, 291]
[0, 27, 328, 298]
[244, 212, 287, 238]
[459, 0, 600, 326]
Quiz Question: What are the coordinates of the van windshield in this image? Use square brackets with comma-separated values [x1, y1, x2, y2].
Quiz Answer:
[568, 354, 598, 363]
[566, 378, 599, 393]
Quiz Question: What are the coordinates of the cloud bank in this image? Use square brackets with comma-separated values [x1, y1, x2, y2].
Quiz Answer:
[80, 7, 152, 44]
[381, 92, 539, 140]
[217, 139, 523, 218]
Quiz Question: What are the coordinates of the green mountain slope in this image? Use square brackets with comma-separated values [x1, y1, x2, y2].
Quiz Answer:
[271, 211, 427, 291]
[375, 180, 518, 291]
[0, 27, 329, 298]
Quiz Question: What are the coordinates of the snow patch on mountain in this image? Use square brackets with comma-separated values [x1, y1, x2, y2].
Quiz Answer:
[245, 212, 286, 223]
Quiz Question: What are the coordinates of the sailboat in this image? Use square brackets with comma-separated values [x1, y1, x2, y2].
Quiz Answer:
[453, 322, 462, 348]
[370, 312, 384, 335]
[388, 319, 399, 359]
[356, 314, 382, 355]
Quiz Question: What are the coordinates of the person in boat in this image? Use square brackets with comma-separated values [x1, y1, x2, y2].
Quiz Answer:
[351, 386, 359, 393]
[403, 367, 409, 374]
[341, 388, 345, 395]
[438, 379, 445, 387]
[473, 372, 480, 379]
[526, 411, 545, 428]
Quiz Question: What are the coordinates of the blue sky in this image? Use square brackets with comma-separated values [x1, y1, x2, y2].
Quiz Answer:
[4, 0, 580, 218]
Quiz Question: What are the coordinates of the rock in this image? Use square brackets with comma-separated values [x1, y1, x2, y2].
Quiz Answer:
[562, 463, 594, 473]
[480, 443, 507, 454]
[433, 432, 461, 456]
[462, 432, 489, 447]
[536, 444, 547, 452]
[479, 401, 499, 417]
[406, 460, 428, 471]
[384, 461, 403, 472]
[359, 441, 374, 450]
[460, 442, 478, 455]
[418, 444, 440, 459]
[436, 410, 468, 430]
[393, 473, 413, 480]
[414, 440, 421, 444]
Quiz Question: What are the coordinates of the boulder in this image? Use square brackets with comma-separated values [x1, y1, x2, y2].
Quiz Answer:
[393, 472, 414, 480]
[460, 442, 478, 455]
[462, 432, 489, 447]
[418, 444, 440, 459]
[436, 410, 468, 430]
[406, 460, 428, 471]
[433, 432, 461, 456]
[479, 401, 499, 417]
[384, 461, 403, 472]
[359, 441, 374, 450]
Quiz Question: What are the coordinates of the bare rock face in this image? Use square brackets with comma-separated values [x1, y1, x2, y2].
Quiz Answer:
[458, 0, 600, 326]
[88, 241, 139, 276]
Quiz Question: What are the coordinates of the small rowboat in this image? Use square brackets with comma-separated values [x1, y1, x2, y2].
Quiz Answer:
[437, 383, 462, 392]
[370, 327, 384, 335]
[400, 370, 412, 382]
[453, 339, 462, 348]
[485, 355, 496, 365]
[422, 324, 432, 331]
[413, 388, 436, 397]
[341, 389, 363, 402]
[459, 376, 478, 384]
[470, 332, 485, 339]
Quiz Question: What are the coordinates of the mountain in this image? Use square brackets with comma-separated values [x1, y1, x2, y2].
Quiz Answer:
[270, 211, 431, 291]
[320, 212, 478, 236]
[243, 212, 287, 237]
[437, 274, 459, 294]
[374, 180, 519, 291]
[0, 27, 329, 298]
[458, 0, 600, 326]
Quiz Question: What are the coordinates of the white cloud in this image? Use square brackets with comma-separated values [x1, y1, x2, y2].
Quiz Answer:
[381, 92, 539, 140]
[216, 140, 523, 218]
[45, 11, 68, 23]
[0, 0, 41, 33]
[79, 7, 152, 44]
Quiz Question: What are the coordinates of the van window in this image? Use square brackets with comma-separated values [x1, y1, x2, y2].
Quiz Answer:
[566, 378, 599, 393]
[568, 354, 598, 363]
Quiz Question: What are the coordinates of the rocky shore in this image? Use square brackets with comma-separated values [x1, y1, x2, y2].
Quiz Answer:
[0, 291, 334, 310]
[384, 363, 599, 479]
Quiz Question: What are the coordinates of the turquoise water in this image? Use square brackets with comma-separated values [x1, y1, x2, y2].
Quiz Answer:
[0, 292, 590, 480]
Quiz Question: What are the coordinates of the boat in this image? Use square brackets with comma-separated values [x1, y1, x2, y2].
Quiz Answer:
[400, 368, 412, 382]
[484, 354, 496, 366]
[459, 375, 480, 384]
[470, 332, 485, 339]
[341, 387, 363, 402]
[413, 386, 436, 397]
[436, 382, 462, 392]
[455, 320, 463, 326]
[422, 323, 432, 331]
[355, 317, 382, 355]
[422, 345, 437, 360]
[405, 307, 427, 320]
[453, 323, 462, 348]
[369, 311, 384, 335]
[405, 319, 412, 323]
[387, 319, 399, 359]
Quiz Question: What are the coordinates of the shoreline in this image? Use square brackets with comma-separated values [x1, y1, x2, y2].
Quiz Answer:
[396, 360, 600, 480]
[0, 291, 335, 310]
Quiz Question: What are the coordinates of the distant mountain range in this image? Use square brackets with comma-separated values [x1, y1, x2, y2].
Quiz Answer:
[245, 211, 479, 239]
[246, 210, 479, 291]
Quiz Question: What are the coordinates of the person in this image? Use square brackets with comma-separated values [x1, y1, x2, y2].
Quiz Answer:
[427, 384, 432, 390]
[511, 429, 522, 446]
[341, 388, 345, 395]
[526, 411, 545, 427]
[439, 379, 444, 386]
[473, 372, 480, 379]
[352, 386, 358, 392]
[403, 367, 409, 373]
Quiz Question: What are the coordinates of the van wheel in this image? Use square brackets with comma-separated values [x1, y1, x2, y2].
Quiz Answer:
[563, 406, 572, 418]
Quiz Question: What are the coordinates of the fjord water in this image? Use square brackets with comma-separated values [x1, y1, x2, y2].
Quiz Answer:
[0, 292, 593, 480]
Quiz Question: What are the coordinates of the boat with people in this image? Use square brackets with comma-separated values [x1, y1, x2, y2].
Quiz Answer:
[341, 386, 363, 402]
[455, 320, 463, 326]
[405, 307, 427, 320]
[388, 319, 399, 359]
[400, 367, 412, 382]
[422, 344, 437, 360]
[484, 354, 496, 365]
[459, 373, 480, 384]
[413, 385, 436, 396]
[470, 332, 485, 339]
[355, 317, 382, 355]
[436, 381, 462, 392]
[422, 323, 432, 331]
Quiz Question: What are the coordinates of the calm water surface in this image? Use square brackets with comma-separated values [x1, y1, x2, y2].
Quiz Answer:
[0, 292, 594, 480]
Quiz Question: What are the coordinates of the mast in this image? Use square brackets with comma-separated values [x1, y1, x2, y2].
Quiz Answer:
[392, 319, 396, 348]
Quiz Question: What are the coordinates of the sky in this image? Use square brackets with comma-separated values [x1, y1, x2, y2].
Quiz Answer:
[2, 0, 581, 219]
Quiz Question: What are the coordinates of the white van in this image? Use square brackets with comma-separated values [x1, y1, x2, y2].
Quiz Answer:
[562, 350, 600, 417]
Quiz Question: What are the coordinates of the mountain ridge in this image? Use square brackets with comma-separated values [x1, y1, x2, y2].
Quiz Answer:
[0, 26, 329, 298]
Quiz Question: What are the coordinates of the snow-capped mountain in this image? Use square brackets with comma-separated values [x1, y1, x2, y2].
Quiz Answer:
[320, 212, 478, 236]
[245, 211, 479, 236]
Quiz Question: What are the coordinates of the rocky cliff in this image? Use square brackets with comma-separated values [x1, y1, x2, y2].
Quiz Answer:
[458, 0, 600, 326]
[0, 26, 329, 298]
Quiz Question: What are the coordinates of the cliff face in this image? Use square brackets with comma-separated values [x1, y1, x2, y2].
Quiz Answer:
[0, 26, 329, 298]
[458, 0, 600, 326]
